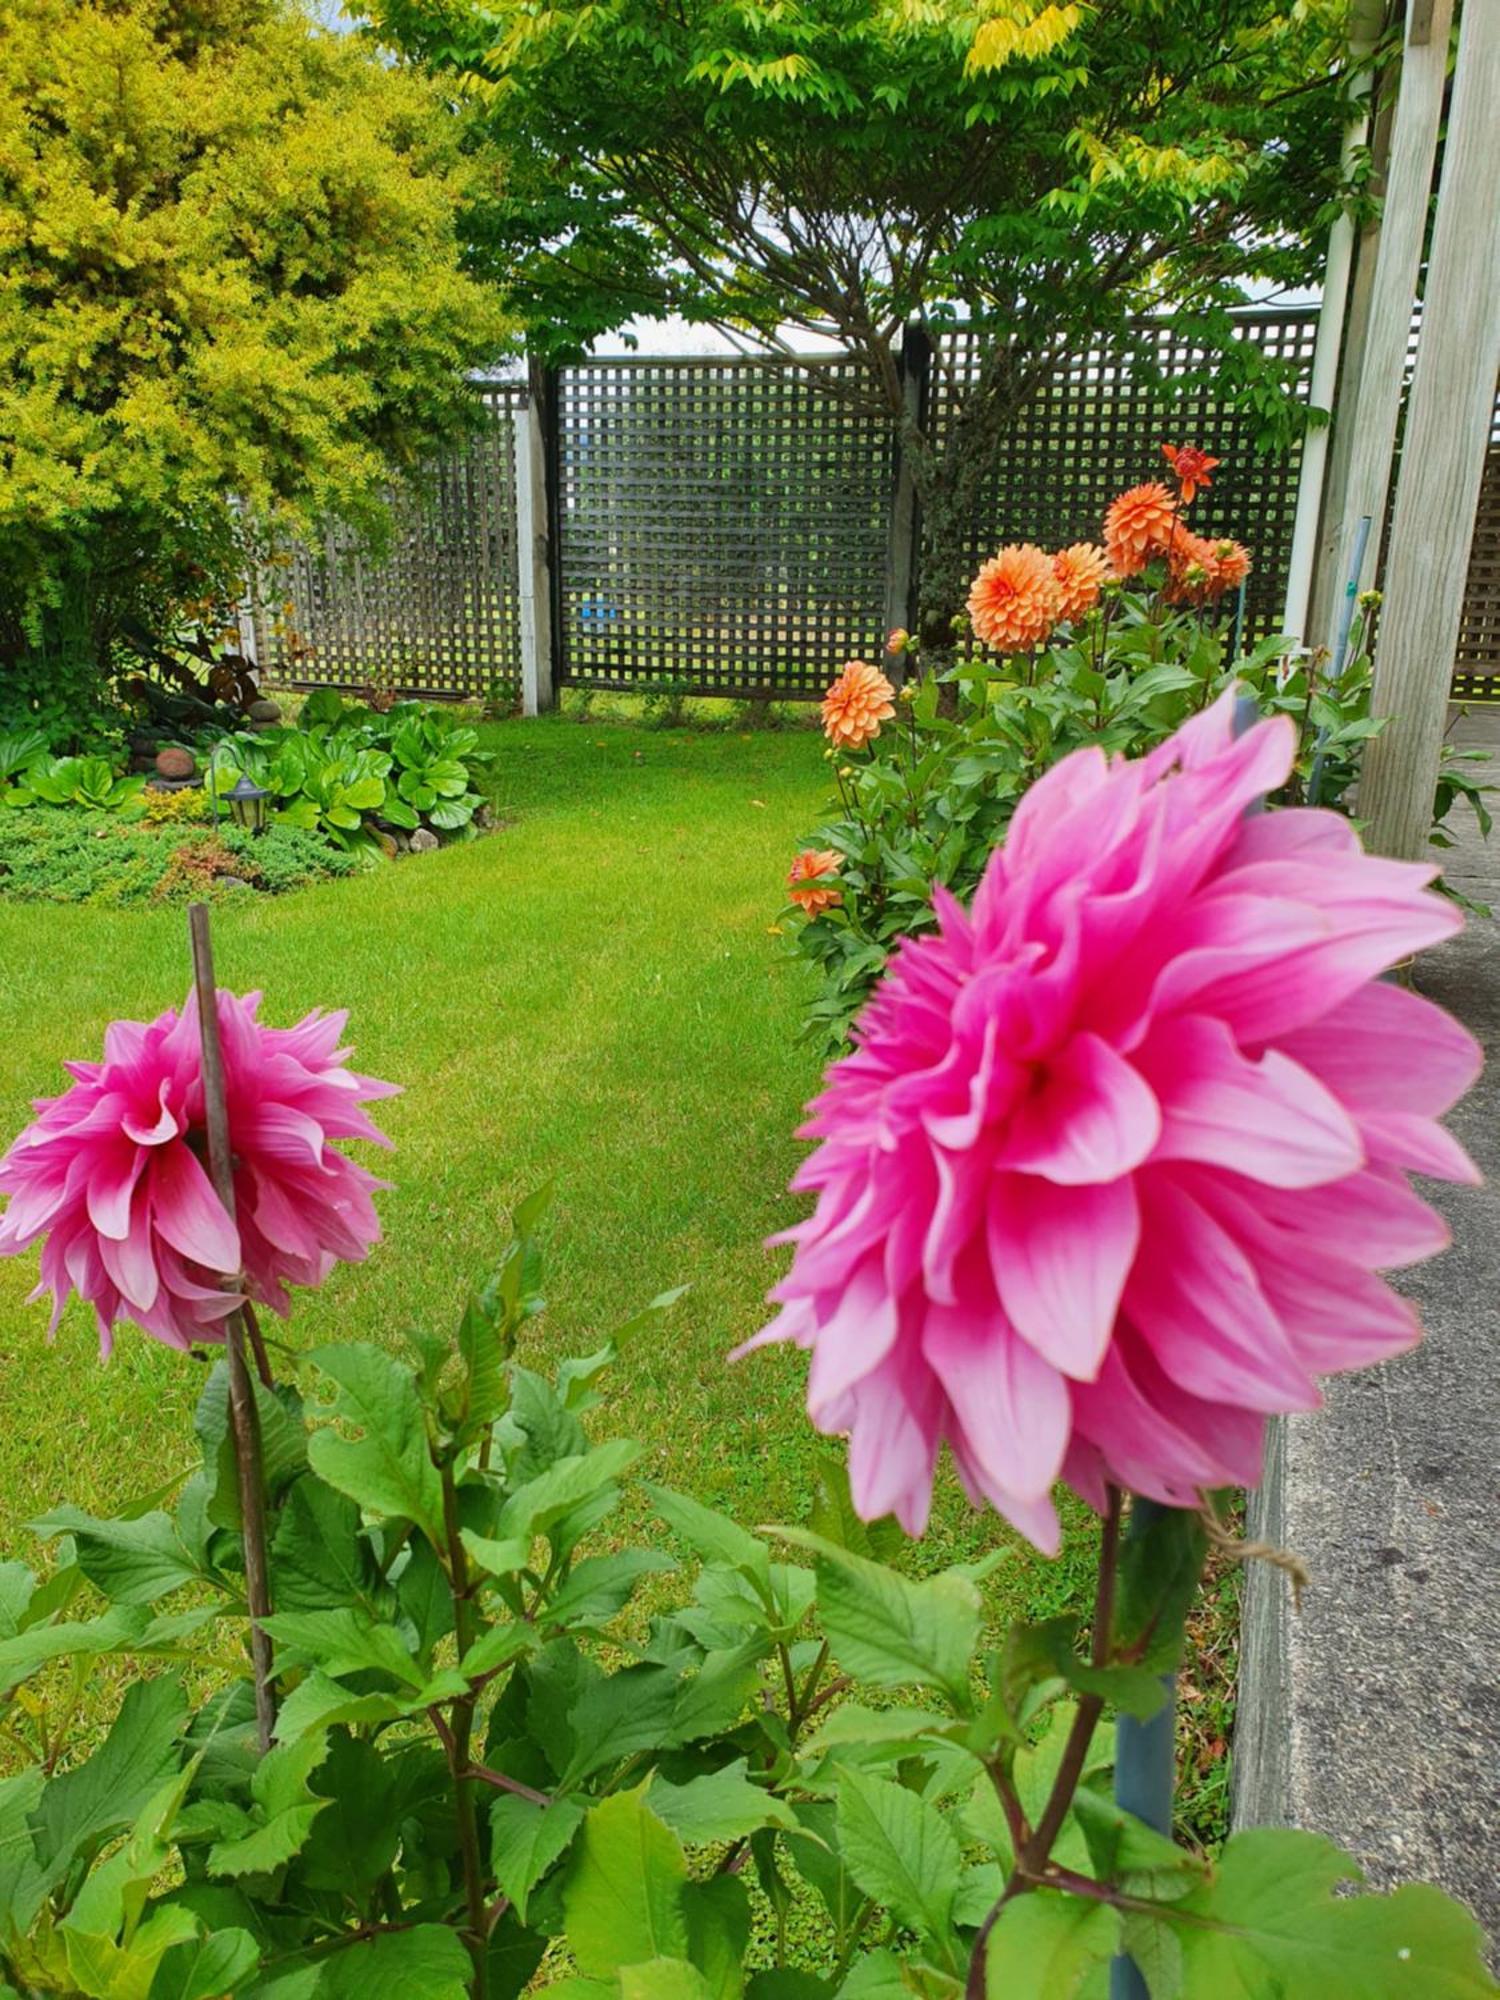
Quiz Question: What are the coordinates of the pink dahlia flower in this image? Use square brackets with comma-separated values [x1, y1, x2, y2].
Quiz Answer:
[742, 690, 1480, 1551]
[0, 990, 398, 1357]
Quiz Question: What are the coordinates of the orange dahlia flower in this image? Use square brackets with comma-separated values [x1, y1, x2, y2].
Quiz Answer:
[1051, 543, 1110, 621]
[1161, 442, 1221, 504]
[1210, 538, 1252, 591]
[787, 849, 843, 916]
[1166, 529, 1253, 606]
[822, 660, 896, 750]
[1105, 482, 1178, 577]
[967, 543, 1061, 653]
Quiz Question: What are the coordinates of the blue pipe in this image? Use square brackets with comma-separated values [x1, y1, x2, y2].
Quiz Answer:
[1109, 1499, 1175, 2000]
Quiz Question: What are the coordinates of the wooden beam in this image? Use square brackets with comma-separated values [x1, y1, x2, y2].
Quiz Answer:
[516, 358, 557, 715]
[1315, 0, 1454, 665]
[1362, 0, 1500, 859]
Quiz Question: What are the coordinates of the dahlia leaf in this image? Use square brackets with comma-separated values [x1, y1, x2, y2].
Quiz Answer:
[26, 1507, 204, 1608]
[313, 1922, 472, 1999]
[647, 1485, 775, 1604]
[682, 1872, 752, 1997]
[305, 1343, 447, 1548]
[562, 1788, 691, 1977]
[298, 1732, 401, 1895]
[258, 1605, 425, 1690]
[269, 1476, 383, 1617]
[544, 1549, 677, 1630]
[982, 1890, 1119, 1998]
[835, 1949, 914, 1997]
[497, 1440, 640, 1549]
[1150, 1829, 1498, 1996]
[0, 1770, 48, 1944]
[1070, 1791, 1206, 1902]
[28, 1674, 187, 1884]
[778, 1532, 980, 1709]
[834, 1764, 962, 1963]
[270, 1672, 405, 1745]
[648, 1759, 797, 1846]
[145, 1926, 260, 2000]
[490, 1793, 586, 1923]
[1113, 1505, 1207, 1677]
[618, 1962, 712, 2000]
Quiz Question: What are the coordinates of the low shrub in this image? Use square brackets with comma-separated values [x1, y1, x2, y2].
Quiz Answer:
[0, 813, 356, 905]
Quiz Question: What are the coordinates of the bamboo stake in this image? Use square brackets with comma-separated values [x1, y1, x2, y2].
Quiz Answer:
[187, 903, 276, 1751]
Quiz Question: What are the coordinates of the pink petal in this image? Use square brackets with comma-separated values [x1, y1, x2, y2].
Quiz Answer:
[86, 1135, 148, 1241]
[1138, 1014, 1363, 1188]
[149, 1142, 241, 1275]
[921, 1291, 1069, 1503]
[998, 1033, 1160, 1185]
[988, 1173, 1138, 1381]
[805, 1255, 899, 1417]
[835, 1345, 943, 1537]
[1275, 980, 1482, 1117]
[1357, 1110, 1482, 1185]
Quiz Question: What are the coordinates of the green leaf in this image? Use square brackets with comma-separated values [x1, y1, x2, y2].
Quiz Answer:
[682, 1873, 751, 2000]
[195, 1366, 307, 1534]
[490, 1794, 586, 1922]
[1159, 1828, 1498, 1996]
[147, 1927, 260, 2000]
[29, 1673, 187, 1884]
[208, 1733, 330, 1878]
[305, 1344, 446, 1546]
[1071, 1790, 1205, 1902]
[1113, 1503, 1206, 1676]
[834, 1764, 961, 1957]
[271, 1672, 404, 1745]
[648, 1760, 796, 1846]
[647, 1485, 773, 1601]
[299, 1731, 401, 1895]
[545, 1549, 676, 1629]
[780, 1531, 979, 1707]
[460, 1530, 533, 1580]
[620, 1965, 713, 2000]
[0, 1603, 153, 1688]
[317, 1924, 473, 1998]
[486, 1908, 549, 2000]
[259, 1606, 424, 1689]
[0, 1770, 48, 1943]
[498, 1440, 640, 1546]
[27, 1508, 203, 1607]
[563, 1788, 690, 1976]
[983, 1891, 1120, 1997]
[836, 1952, 911, 1997]
[747, 1976, 833, 2000]
[269, 1476, 380, 1615]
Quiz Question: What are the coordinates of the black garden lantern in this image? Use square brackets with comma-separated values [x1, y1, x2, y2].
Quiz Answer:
[226, 773, 271, 834]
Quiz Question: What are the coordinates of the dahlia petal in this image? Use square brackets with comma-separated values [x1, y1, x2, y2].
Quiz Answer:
[86, 1136, 149, 1241]
[122, 1080, 180, 1147]
[1139, 1014, 1363, 1188]
[999, 1033, 1160, 1185]
[1259, 1256, 1421, 1374]
[97, 1195, 160, 1313]
[1357, 1110, 1482, 1185]
[1276, 981, 1482, 1116]
[805, 1255, 900, 1416]
[1235, 1168, 1451, 1270]
[921, 1294, 1069, 1503]
[836, 1346, 943, 1537]
[988, 1172, 1139, 1381]
[149, 1142, 241, 1275]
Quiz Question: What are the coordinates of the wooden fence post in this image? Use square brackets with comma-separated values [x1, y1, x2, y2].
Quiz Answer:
[883, 325, 930, 681]
[516, 357, 558, 714]
[1360, 0, 1500, 860]
[1313, 0, 1454, 664]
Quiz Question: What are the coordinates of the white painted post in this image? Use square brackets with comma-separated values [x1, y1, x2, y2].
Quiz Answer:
[1315, 0, 1455, 664]
[515, 362, 556, 715]
[1361, 0, 1500, 860]
[1279, 0, 1386, 649]
[882, 325, 929, 683]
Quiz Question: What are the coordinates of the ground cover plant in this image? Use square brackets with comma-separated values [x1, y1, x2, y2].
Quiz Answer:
[0, 706, 1491, 1997]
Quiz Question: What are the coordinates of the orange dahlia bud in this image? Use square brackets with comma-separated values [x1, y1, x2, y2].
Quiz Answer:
[822, 660, 896, 750]
[1210, 538, 1251, 592]
[886, 627, 910, 655]
[1164, 527, 1219, 606]
[1104, 482, 1178, 577]
[787, 848, 843, 915]
[1051, 543, 1110, 622]
[967, 543, 1061, 653]
[1161, 442, 1221, 504]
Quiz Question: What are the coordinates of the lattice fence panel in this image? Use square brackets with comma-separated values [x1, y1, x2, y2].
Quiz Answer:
[927, 311, 1321, 644]
[555, 358, 895, 696]
[252, 386, 524, 700]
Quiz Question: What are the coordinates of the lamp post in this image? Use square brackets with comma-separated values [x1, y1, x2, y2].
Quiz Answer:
[226, 773, 271, 834]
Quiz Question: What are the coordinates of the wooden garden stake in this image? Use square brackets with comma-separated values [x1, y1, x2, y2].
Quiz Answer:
[188, 902, 277, 1751]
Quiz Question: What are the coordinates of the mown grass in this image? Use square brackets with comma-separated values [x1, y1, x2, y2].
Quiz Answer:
[0, 713, 1098, 1626]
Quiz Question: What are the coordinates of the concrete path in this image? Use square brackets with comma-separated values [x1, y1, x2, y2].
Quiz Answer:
[1234, 708, 1500, 1944]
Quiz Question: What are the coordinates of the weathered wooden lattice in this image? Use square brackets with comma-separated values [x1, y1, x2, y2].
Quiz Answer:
[251, 386, 524, 700]
[554, 357, 895, 697]
[1454, 429, 1500, 700]
[924, 310, 1322, 646]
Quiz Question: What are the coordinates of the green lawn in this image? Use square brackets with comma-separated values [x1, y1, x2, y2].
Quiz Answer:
[0, 714, 1094, 1628]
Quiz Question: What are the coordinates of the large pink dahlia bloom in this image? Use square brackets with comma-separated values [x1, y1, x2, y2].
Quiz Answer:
[744, 691, 1481, 1552]
[0, 990, 397, 1357]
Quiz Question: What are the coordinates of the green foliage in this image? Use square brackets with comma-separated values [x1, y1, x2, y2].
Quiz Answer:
[2, 1208, 1491, 1998]
[788, 577, 1491, 1049]
[371, 0, 1355, 631]
[0, 0, 511, 695]
[0, 812, 356, 905]
[209, 698, 493, 849]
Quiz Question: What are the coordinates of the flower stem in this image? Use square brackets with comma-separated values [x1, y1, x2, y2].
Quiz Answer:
[187, 903, 276, 1753]
[440, 1456, 491, 1999]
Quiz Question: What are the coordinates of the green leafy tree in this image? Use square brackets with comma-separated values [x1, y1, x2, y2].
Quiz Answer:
[369, 0, 1358, 645]
[0, 0, 511, 720]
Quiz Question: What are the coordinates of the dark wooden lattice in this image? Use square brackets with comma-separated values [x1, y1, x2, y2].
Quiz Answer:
[252, 387, 524, 700]
[554, 357, 895, 697]
[925, 310, 1322, 646]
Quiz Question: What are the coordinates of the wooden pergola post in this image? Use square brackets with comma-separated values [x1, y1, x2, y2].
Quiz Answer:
[1361, 0, 1500, 861]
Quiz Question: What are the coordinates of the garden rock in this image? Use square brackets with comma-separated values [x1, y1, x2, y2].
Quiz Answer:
[409, 828, 440, 853]
[154, 746, 195, 780]
[247, 698, 282, 724]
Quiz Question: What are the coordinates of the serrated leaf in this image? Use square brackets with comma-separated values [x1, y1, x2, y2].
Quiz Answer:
[0, 1604, 152, 1688]
[29, 1674, 187, 1884]
[317, 1923, 472, 1998]
[1160, 1828, 1498, 1996]
[0, 1769, 48, 1943]
[147, 1926, 260, 1999]
[1071, 1790, 1205, 1901]
[27, 1509, 203, 1607]
[490, 1794, 586, 1922]
[305, 1344, 445, 1546]
[563, 1788, 690, 1976]
[620, 1964, 712, 2000]
[259, 1606, 424, 1689]
[648, 1759, 796, 1845]
[835, 1764, 962, 1955]
[497, 1441, 639, 1547]
[270, 1477, 381, 1616]
[647, 1486, 773, 1601]
[271, 1672, 404, 1744]
[299, 1731, 400, 1895]
[780, 1531, 979, 1707]
[545, 1549, 676, 1629]
[983, 1890, 1119, 1997]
